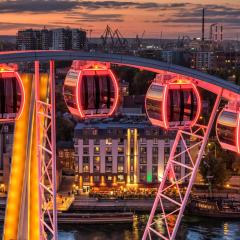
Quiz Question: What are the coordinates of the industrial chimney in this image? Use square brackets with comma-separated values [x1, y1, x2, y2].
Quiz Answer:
[202, 8, 205, 41]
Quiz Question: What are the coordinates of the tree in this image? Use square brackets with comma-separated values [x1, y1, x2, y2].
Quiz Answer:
[200, 143, 232, 188]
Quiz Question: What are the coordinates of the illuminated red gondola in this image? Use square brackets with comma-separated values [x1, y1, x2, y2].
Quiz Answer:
[0, 65, 25, 122]
[216, 104, 240, 153]
[145, 75, 201, 129]
[63, 62, 119, 119]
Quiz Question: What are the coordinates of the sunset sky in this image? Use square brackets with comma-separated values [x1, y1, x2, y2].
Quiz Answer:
[0, 0, 239, 39]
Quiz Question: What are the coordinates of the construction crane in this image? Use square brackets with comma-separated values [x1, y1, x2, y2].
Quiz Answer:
[101, 25, 128, 51]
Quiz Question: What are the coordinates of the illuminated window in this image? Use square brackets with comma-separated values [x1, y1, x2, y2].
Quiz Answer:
[83, 164, 89, 172]
[117, 165, 124, 173]
[106, 138, 112, 145]
[94, 156, 100, 162]
[94, 146, 100, 154]
[106, 176, 112, 181]
[118, 147, 124, 154]
[117, 175, 124, 182]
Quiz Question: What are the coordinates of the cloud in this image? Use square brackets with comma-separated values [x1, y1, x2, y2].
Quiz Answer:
[67, 12, 124, 22]
[0, 22, 60, 30]
[0, 1, 166, 13]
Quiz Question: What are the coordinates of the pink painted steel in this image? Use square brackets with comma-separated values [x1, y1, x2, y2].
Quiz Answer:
[35, 60, 58, 240]
[143, 89, 223, 240]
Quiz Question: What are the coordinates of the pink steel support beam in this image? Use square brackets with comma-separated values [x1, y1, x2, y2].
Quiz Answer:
[143, 88, 223, 240]
[35, 60, 58, 240]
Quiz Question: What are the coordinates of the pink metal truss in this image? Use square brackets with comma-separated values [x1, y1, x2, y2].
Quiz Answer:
[143, 89, 223, 240]
[35, 61, 58, 240]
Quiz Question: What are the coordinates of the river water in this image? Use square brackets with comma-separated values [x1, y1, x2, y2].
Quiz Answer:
[1, 214, 239, 239]
[58, 214, 240, 240]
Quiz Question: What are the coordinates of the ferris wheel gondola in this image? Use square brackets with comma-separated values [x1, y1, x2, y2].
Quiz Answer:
[63, 62, 119, 119]
[0, 65, 25, 122]
[145, 74, 201, 130]
[216, 103, 240, 153]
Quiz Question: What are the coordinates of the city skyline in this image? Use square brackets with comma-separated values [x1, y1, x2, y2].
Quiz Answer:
[0, 0, 239, 39]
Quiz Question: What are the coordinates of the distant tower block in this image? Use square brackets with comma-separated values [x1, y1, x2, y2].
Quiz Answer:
[0, 65, 25, 122]
[63, 62, 119, 119]
[145, 74, 201, 130]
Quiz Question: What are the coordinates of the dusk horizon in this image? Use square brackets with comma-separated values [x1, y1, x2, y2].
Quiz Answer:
[0, 0, 239, 39]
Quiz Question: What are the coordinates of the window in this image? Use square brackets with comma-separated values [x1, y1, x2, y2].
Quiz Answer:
[83, 164, 89, 172]
[106, 147, 112, 154]
[106, 176, 112, 181]
[83, 156, 89, 163]
[105, 156, 112, 163]
[140, 165, 147, 173]
[106, 138, 112, 145]
[118, 156, 124, 163]
[94, 156, 100, 163]
[83, 138, 88, 145]
[92, 129, 98, 135]
[152, 166, 158, 174]
[140, 147, 147, 154]
[74, 147, 78, 154]
[118, 138, 124, 144]
[164, 147, 170, 155]
[94, 146, 100, 154]
[83, 176, 89, 182]
[94, 139, 100, 145]
[140, 156, 147, 164]
[152, 147, 158, 155]
[153, 155, 158, 164]
[140, 174, 146, 182]
[93, 165, 100, 172]
[117, 175, 124, 182]
[118, 147, 124, 154]
[140, 138, 146, 144]
[83, 147, 89, 155]
[106, 166, 112, 172]
[117, 165, 124, 173]
[93, 175, 100, 182]
[153, 138, 158, 144]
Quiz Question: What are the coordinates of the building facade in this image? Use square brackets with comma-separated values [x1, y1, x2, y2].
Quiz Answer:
[74, 121, 187, 191]
[17, 28, 86, 51]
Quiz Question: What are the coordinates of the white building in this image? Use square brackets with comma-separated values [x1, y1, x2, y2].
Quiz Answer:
[74, 120, 188, 191]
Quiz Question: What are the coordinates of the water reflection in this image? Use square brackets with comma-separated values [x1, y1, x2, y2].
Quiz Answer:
[57, 214, 240, 240]
[1, 214, 239, 240]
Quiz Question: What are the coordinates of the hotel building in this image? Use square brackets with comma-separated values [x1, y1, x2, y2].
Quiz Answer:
[74, 119, 189, 191]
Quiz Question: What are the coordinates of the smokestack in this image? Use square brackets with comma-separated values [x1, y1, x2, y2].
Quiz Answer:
[202, 8, 205, 41]
[220, 25, 223, 42]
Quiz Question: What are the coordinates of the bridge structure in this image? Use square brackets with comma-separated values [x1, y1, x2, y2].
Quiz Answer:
[0, 50, 239, 240]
